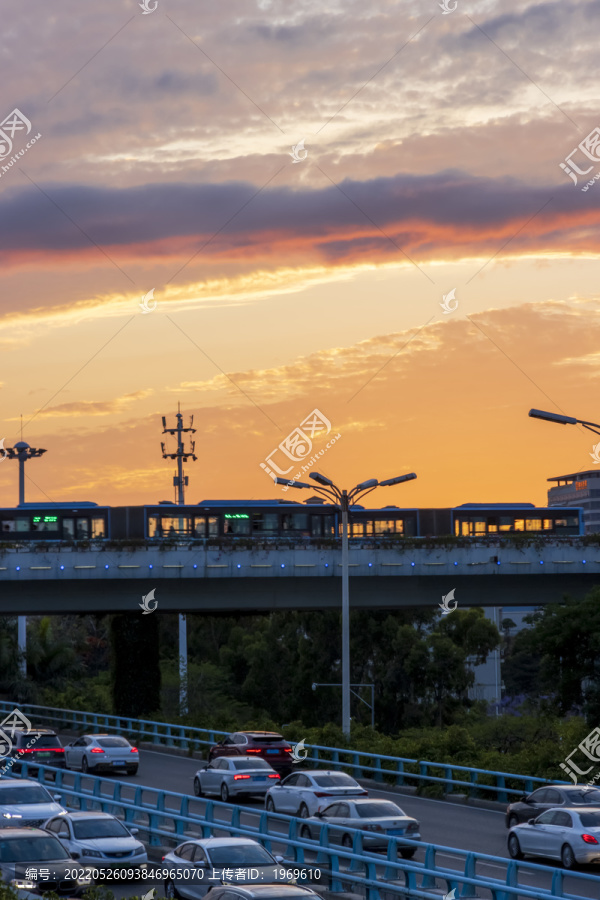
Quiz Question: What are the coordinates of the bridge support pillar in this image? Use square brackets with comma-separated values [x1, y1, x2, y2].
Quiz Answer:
[17, 616, 26, 675]
[179, 613, 188, 716]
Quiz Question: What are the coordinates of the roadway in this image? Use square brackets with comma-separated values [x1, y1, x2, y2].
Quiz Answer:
[42, 740, 600, 899]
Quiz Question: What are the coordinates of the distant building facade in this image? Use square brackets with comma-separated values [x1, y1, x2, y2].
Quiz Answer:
[547, 469, 600, 534]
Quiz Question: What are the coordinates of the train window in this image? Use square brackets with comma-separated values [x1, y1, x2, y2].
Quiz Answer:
[252, 513, 278, 533]
[499, 517, 513, 531]
[487, 517, 498, 533]
[473, 519, 486, 534]
[148, 516, 160, 537]
[91, 518, 105, 538]
[194, 517, 206, 537]
[543, 519, 553, 530]
[310, 516, 322, 537]
[224, 516, 250, 536]
[350, 522, 364, 537]
[31, 515, 59, 533]
[323, 515, 335, 536]
[374, 520, 396, 534]
[514, 519, 525, 531]
[208, 517, 219, 537]
[365, 521, 374, 535]
[160, 516, 191, 536]
[526, 518, 542, 531]
[63, 518, 75, 539]
[75, 519, 90, 540]
[292, 514, 309, 531]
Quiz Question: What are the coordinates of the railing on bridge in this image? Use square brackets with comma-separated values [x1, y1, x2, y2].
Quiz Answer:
[0, 702, 566, 804]
[10, 760, 599, 900]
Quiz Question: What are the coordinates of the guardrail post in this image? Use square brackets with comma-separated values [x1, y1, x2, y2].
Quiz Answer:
[395, 760, 405, 787]
[316, 824, 330, 864]
[373, 757, 383, 783]
[166, 725, 174, 747]
[551, 868, 564, 897]
[524, 779, 534, 793]
[231, 806, 241, 832]
[496, 774, 508, 804]
[383, 839, 399, 880]
[148, 812, 161, 846]
[444, 766, 453, 793]
[180, 796, 189, 819]
[352, 752, 361, 779]
[348, 832, 363, 871]
[179, 727, 189, 751]
[420, 845, 437, 888]
[460, 852, 479, 898]
[419, 761, 427, 788]
[469, 770, 478, 798]
[329, 852, 343, 893]
[330, 750, 340, 770]
[313, 747, 320, 767]
[365, 861, 380, 900]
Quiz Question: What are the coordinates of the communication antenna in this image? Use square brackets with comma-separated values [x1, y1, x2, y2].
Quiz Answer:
[4, 442, 47, 505]
[160, 403, 197, 505]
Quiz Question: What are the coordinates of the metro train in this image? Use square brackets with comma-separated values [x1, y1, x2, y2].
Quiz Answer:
[0, 500, 584, 542]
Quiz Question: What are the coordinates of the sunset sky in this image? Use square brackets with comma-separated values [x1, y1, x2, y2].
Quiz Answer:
[1, 0, 600, 510]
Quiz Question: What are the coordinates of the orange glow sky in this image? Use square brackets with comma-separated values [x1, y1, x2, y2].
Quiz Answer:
[1, 0, 600, 510]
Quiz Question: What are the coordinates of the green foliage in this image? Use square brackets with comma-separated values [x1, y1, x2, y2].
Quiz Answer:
[110, 614, 161, 718]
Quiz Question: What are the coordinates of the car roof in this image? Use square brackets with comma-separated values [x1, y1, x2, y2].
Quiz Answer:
[548, 805, 600, 812]
[0, 778, 42, 787]
[181, 838, 260, 847]
[12, 728, 56, 734]
[60, 811, 116, 819]
[211, 887, 318, 898]
[0, 826, 54, 838]
[237, 732, 284, 738]
[85, 733, 127, 738]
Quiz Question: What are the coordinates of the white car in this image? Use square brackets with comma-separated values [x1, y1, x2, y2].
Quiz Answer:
[508, 806, 600, 868]
[194, 757, 280, 801]
[162, 837, 286, 900]
[63, 734, 139, 775]
[43, 811, 148, 870]
[0, 779, 66, 828]
[265, 770, 368, 818]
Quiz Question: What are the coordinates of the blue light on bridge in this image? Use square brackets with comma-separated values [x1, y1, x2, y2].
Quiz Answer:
[15, 566, 20, 572]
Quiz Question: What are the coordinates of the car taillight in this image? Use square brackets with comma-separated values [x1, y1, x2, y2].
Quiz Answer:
[284, 748, 292, 753]
[90, 748, 105, 754]
[582, 834, 599, 844]
[268, 774, 280, 779]
[365, 824, 383, 832]
[314, 792, 333, 797]
[130, 747, 138, 753]
[407, 823, 418, 832]
[246, 749, 261, 753]
[234, 774, 251, 781]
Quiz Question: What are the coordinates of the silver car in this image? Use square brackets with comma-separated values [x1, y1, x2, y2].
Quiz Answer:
[43, 811, 148, 870]
[207, 885, 324, 900]
[508, 807, 600, 868]
[265, 770, 367, 818]
[298, 798, 420, 858]
[64, 734, 139, 775]
[0, 779, 66, 828]
[163, 837, 287, 900]
[0, 826, 91, 897]
[194, 757, 281, 802]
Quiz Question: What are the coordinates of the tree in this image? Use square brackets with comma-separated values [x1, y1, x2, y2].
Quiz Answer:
[110, 614, 161, 717]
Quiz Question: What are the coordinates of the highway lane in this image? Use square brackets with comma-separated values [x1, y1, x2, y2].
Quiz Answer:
[41, 741, 600, 899]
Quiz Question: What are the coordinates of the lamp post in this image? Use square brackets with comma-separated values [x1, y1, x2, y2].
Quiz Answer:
[275, 470, 417, 736]
[529, 408, 600, 433]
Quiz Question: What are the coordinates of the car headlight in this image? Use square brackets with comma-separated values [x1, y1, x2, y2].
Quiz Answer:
[77, 876, 93, 886]
[11, 880, 36, 890]
[3, 813, 22, 819]
[83, 849, 103, 858]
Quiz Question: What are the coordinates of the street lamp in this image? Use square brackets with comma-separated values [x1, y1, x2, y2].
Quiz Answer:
[275, 470, 417, 735]
[529, 408, 600, 433]
[3, 442, 47, 505]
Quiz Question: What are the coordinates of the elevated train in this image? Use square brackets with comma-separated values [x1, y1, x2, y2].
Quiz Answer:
[0, 500, 584, 542]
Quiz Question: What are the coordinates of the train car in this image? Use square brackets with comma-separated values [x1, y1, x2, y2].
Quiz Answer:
[451, 503, 584, 537]
[0, 502, 109, 541]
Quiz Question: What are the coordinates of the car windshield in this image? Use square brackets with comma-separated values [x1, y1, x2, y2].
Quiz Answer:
[312, 775, 358, 788]
[250, 736, 283, 744]
[0, 835, 70, 862]
[97, 738, 130, 748]
[19, 735, 61, 749]
[73, 818, 130, 839]
[579, 812, 600, 827]
[0, 785, 53, 804]
[355, 802, 403, 818]
[209, 845, 275, 866]
[569, 790, 600, 804]
[232, 759, 271, 770]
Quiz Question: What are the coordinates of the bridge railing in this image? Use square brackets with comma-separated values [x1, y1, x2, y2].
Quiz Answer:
[0, 701, 562, 803]
[12, 761, 600, 900]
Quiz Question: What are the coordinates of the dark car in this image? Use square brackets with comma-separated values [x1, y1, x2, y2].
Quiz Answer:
[208, 732, 293, 776]
[4, 728, 66, 776]
[0, 826, 91, 896]
[505, 785, 600, 828]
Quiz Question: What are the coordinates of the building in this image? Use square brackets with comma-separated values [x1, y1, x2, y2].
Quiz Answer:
[547, 469, 600, 534]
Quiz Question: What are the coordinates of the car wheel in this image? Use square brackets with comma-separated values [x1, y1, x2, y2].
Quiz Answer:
[342, 834, 353, 849]
[221, 782, 230, 803]
[300, 824, 312, 840]
[299, 803, 309, 818]
[266, 796, 275, 812]
[82, 757, 91, 774]
[165, 880, 181, 899]
[561, 843, 577, 869]
[508, 834, 523, 860]
[507, 814, 519, 829]
[126, 766, 138, 776]
[400, 849, 415, 860]
[194, 777, 203, 797]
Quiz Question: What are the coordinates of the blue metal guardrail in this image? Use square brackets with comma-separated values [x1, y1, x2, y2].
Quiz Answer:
[12, 760, 600, 900]
[0, 701, 565, 803]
